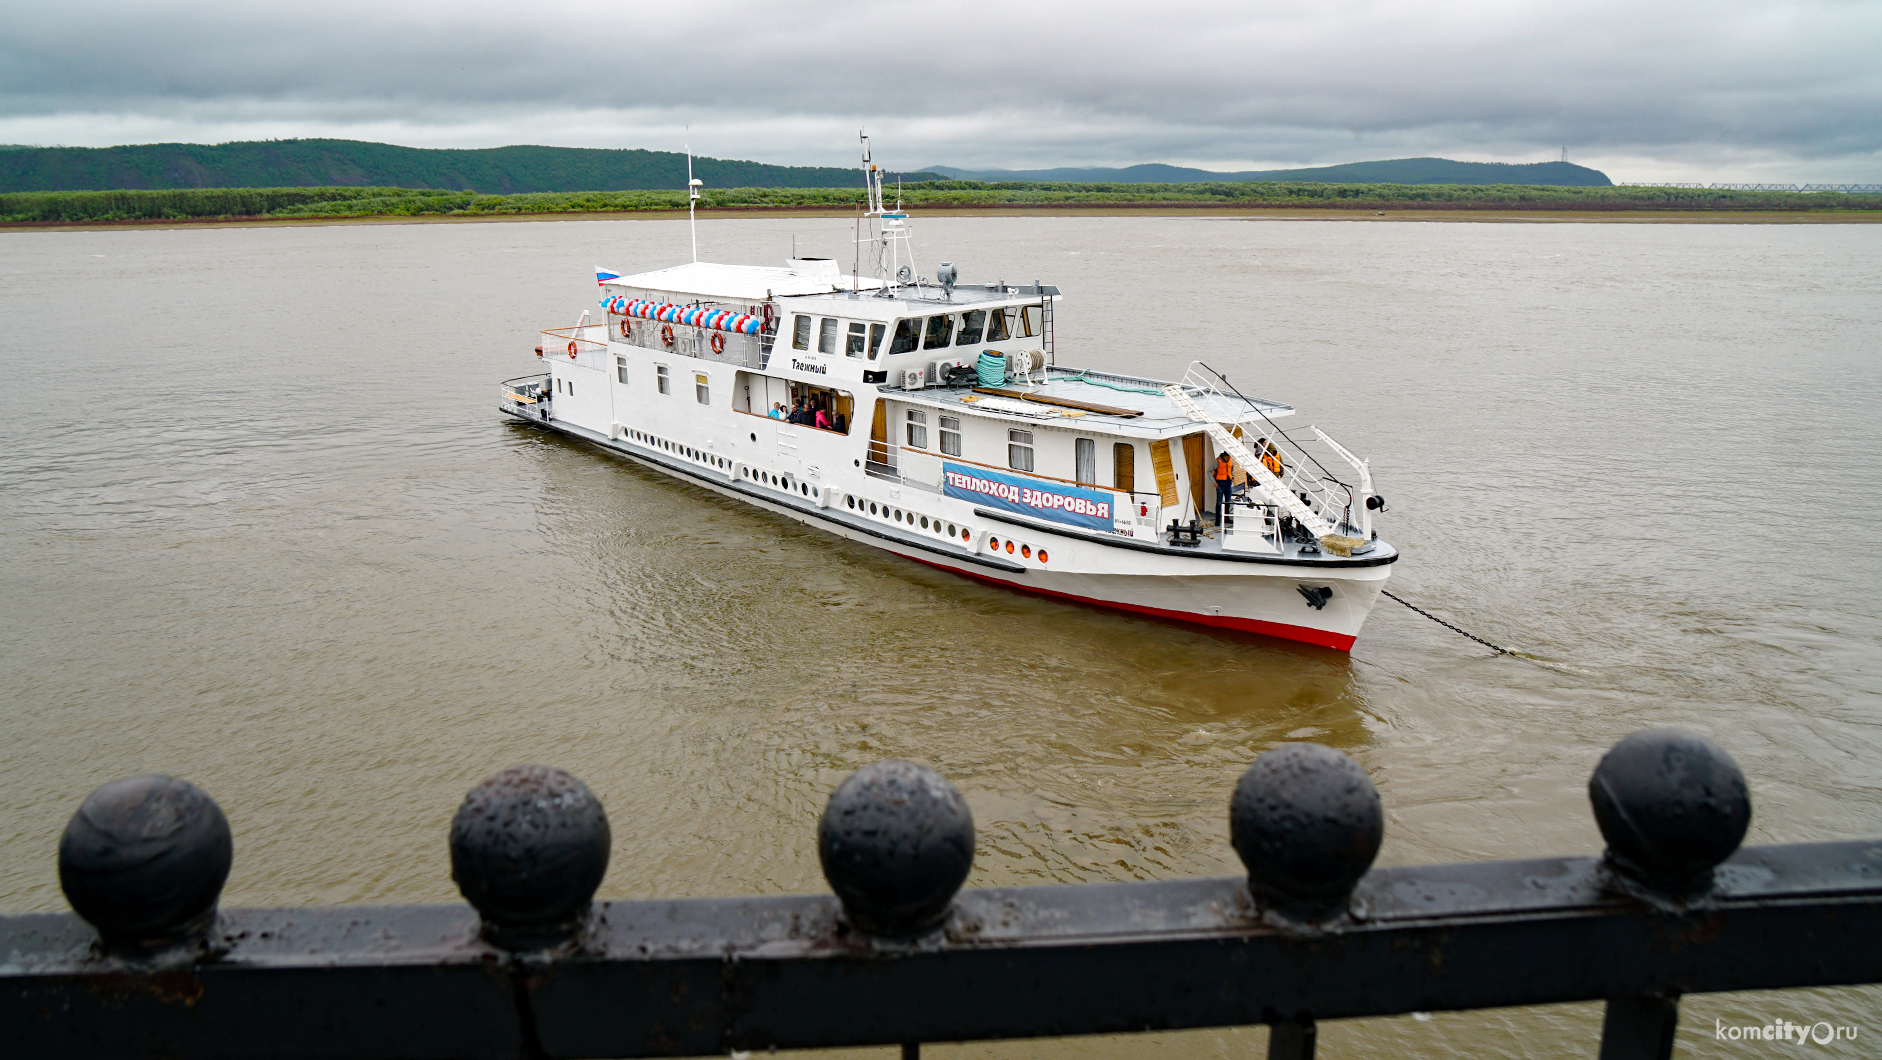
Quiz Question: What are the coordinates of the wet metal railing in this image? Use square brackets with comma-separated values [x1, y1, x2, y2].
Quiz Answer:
[5, 731, 1878, 1059]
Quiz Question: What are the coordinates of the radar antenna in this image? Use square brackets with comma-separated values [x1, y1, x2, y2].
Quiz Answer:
[686, 131, 703, 263]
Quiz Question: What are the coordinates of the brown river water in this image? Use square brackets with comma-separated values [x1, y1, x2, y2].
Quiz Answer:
[2, 215, 1880, 1058]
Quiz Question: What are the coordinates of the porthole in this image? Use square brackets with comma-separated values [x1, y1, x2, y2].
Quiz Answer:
[1037, 549, 1048, 563]
[847, 496, 856, 509]
[960, 528, 970, 541]
[1021, 545, 1032, 558]
[893, 509, 903, 521]
[812, 487, 818, 498]
[869, 502, 878, 515]
[801, 484, 809, 496]
[1005, 541, 1015, 554]
[919, 516, 929, 530]
[989, 536, 999, 549]
[751, 433, 758, 442]
[947, 523, 957, 537]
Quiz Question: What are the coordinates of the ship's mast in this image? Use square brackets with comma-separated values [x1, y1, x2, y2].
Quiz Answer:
[686, 136, 703, 263]
[859, 130, 919, 294]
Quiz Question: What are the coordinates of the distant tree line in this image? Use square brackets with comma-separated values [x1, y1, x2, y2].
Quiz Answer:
[4, 182, 1878, 224]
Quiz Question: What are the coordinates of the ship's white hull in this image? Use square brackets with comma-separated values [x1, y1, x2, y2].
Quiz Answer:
[513, 411, 1390, 651]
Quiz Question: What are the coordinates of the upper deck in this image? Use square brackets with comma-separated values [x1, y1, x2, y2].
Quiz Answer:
[881, 365, 1294, 440]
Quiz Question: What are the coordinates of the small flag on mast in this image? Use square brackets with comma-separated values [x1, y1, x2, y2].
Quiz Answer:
[596, 267, 620, 286]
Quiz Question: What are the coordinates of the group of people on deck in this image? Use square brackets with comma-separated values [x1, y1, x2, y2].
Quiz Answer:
[1213, 437, 1286, 518]
[768, 396, 847, 434]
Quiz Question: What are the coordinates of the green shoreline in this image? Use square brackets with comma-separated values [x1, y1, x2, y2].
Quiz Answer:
[5, 182, 1881, 229]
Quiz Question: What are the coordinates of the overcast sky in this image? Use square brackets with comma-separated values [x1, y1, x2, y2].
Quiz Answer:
[2, 0, 1877, 182]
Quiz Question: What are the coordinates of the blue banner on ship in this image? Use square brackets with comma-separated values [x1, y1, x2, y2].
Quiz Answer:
[942, 462, 1114, 531]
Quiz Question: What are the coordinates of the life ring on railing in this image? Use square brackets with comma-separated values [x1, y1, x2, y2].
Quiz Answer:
[710, 332, 725, 355]
[619, 319, 631, 339]
[661, 325, 675, 348]
[761, 303, 776, 327]
[567, 340, 579, 359]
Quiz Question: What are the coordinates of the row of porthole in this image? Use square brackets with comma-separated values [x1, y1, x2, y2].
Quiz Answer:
[986, 535, 1047, 564]
[741, 464, 819, 500]
[840, 496, 1048, 565]
[629, 429, 730, 472]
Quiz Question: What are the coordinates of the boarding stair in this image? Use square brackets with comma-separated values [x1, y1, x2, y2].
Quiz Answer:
[1163, 384, 1334, 539]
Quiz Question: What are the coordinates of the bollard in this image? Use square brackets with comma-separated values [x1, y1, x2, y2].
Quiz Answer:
[449, 765, 611, 950]
[818, 760, 974, 936]
[58, 774, 233, 957]
[1229, 743, 1383, 926]
[1589, 728, 1750, 903]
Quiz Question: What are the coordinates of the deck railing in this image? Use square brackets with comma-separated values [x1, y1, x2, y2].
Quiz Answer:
[6, 729, 1876, 1059]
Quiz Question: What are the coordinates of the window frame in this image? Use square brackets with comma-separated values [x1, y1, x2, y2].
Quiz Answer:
[695, 372, 710, 405]
[905, 409, 928, 449]
[955, 309, 986, 346]
[985, 307, 1012, 342]
[1075, 437, 1097, 484]
[923, 315, 955, 350]
[615, 356, 628, 385]
[845, 322, 867, 358]
[868, 323, 886, 359]
[819, 318, 839, 354]
[656, 364, 671, 395]
[1008, 428, 1035, 472]
[792, 315, 812, 351]
[939, 415, 962, 457]
[889, 319, 920, 354]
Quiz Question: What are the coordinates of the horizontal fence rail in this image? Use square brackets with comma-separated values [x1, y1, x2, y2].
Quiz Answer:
[5, 733, 1878, 1060]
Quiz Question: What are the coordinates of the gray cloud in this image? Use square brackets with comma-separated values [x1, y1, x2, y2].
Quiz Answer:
[2, 0, 1877, 180]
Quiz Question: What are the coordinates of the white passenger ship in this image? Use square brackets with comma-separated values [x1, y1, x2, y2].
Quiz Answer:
[500, 137, 1397, 650]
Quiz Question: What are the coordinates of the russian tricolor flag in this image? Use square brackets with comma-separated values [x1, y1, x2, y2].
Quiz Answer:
[596, 266, 621, 286]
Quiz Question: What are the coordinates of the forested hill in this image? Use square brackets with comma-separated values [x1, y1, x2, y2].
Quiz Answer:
[0, 140, 940, 193]
[925, 158, 1613, 186]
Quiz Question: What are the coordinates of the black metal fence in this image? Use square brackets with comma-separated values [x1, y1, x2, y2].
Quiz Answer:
[5, 729, 1878, 1059]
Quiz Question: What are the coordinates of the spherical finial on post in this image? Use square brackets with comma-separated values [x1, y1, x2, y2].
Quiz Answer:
[818, 760, 974, 936]
[58, 775, 233, 956]
[450, 765, 611, 950]
[1230, 744, 1383, 925]
[1590, 728, 1750, 901]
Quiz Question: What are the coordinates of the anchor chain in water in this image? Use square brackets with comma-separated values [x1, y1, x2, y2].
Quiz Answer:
[1381, 589, 1509, 655]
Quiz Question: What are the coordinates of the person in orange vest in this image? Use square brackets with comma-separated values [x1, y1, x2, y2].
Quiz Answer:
[1213, 452, 1235, 521]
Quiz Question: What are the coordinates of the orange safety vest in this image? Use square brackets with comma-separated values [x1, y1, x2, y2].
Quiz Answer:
[1214, 459, 1233, 482]
[1261, 452, 1284, 477]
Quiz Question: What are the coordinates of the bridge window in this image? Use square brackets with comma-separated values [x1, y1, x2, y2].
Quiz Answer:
[906, 409, 928, 449]
[890, 319, 920, 354]
[868, 323, 885, 359]
[939, 415, 961, 457]
[956, 310, 986, 345]
[1008, 429, 1034, 472]
[923, 315, 954, 350]
[986, 307, 1012, 342]
[819, 318, 838, 354]
[846, 322, 867, 358]
[792, 315, 812, 350]
[1018, 306, 1039, 337]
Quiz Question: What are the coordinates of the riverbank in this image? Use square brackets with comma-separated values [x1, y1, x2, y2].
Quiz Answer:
[6, 204, 1880, 231]
[6, 182, 1881, 230]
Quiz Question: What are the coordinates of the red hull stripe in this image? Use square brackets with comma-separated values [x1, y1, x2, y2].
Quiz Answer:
[903, 555, 1358, 652]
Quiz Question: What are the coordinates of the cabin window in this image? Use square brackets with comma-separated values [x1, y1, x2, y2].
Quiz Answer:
[986, 307, 1012, 342]
[616, 356, 628, 384]
[939, 415, 962, 457]
[846, 322, 867, 358]
[889, 319, 920, 354]
[868, 323, 886, 359]
[906, 409, 928, 449]
[923, 315, 954, 350]
[956, 310, 986, 345]
[1008, 429, 1034, 472]
[1075, 438, 1097, 484]
[695, 373, 710, 405]
[1018, 306, 1039, 337]
[819, 318, 838, 354]
[657, 365, 670, 395]
[1113, 443, 1136, 493]
[792, 315, 812, 350]
[568, 382, 574, 397]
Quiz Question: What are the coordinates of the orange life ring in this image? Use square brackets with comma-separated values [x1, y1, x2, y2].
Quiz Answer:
[710, 332, 725, 355]
[567, 340, 578, 359]
[619, 319, 631, 339]
[661, 325, 675, 347]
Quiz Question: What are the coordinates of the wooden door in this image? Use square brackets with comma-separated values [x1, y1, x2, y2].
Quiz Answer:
[1182, 432, 1207, 515]
[1113, 442, 1135, 494]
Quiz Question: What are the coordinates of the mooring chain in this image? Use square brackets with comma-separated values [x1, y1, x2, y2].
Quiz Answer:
[1380, 589, 1509, 655]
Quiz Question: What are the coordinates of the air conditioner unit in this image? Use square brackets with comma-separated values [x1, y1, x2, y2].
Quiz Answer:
[902, 368, 926, 390]
[927, 358, 966, 384]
